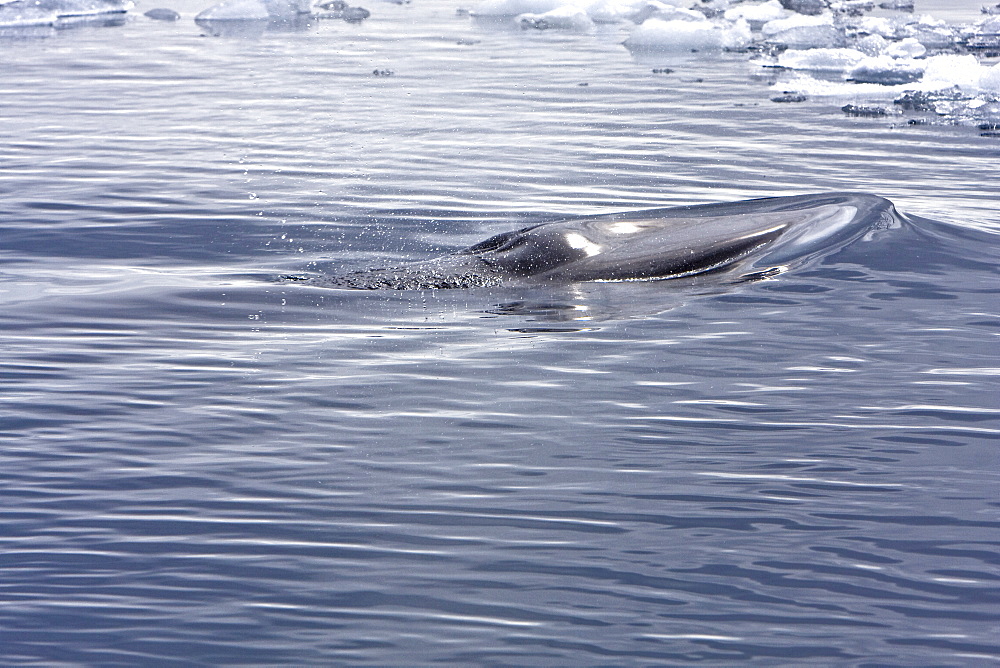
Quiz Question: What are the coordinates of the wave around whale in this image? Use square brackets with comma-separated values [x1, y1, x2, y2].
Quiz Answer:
[300, 193, 901, 290]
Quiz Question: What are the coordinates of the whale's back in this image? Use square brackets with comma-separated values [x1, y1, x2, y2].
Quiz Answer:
[314, 193, 897, 290]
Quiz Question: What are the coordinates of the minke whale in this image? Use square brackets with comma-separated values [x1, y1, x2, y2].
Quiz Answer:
[309, 193, 898, 290]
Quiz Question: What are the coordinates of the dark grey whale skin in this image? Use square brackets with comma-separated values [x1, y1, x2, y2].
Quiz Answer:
[317, 193, 898, 290]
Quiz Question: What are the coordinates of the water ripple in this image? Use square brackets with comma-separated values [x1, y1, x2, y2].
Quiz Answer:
[1, 0, 999, 663]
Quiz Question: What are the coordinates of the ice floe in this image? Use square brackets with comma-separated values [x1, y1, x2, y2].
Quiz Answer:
[781, 53, 1000, 93]
[847, 54, 923, 84]
[144, 6, 179, 19]
[1, 0, 998, 132]
[518, 4, 594, 30]
[760, 10, 832, 36]
[745, 3, 1000, 128]
[196, 0, 275, 20]
[0, 0, 131, 28]
[775, 46, 867, 71]
[624, 16, 752, 51]
[883, 37, 924, 58]
[193, 0, 372, 22]
[471, 0, 566, 17]
[723, 0, 785, 25]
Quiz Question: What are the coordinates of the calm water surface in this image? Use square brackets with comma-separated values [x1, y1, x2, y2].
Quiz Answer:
[1, 0, 999, 664]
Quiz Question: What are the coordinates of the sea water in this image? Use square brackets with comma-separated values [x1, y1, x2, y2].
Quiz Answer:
[1, 0, 999, 664]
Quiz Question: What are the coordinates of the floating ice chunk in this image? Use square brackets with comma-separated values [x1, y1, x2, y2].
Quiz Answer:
[584, 0, 635, 23]
[980, 63, 1000, 93]
[780, 0, 825, 14]
[723, 0, 785, 23]
[518, 5, 594, 29]
[837, 0, 874, 10]
[965, 33, 1000, 51]
[841, 103, 888, 117]
[197, 0, 269, 19]
[644, 4, 704, 22]
[965, 16, 1000, 50]
[883, 37, 925, 59]
[770, 73, 864, 97]
[971, 15, 1000, 35]
[850, 15, 957, 50]
[145, 7, 180, 19]
[852, 16, 897, 39]
[854, 34, 888, 56]
[622, 1, 704, 25]
[623, 16, 752, 51]
[269, 0, 311, 14]
[313, 0, 369, 20]
[196, 0, 308, 20]
[769, 24, 845, 49]
[775, 53, 999, 101]
[902, 14, 956, 49]
[726, 18, 754, 49]
[894, 87, 966, 112]
[582, 0, 689, 23]
[770, 72, 942, 98]
[698, 0, 730, 16]
[761, 11, 831, 37]
[777, 47, 867, 71]
[905, 26, 956, 49]
[966, 15, 1000, 48]
[922, 54, 986, 91]
[916, 13, 945, 28]
[472, 0, 568, 17]
[893, 80, 998, 126]
[848, 55, 923, 84]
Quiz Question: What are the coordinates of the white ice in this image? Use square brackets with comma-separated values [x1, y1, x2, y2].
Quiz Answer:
[630, 4, 705, 24]
[974, 15, 1000, 34]
[981, 64, 1000, 94]
[592, 0, 696, 24]
[854, 34, 888, 56]
[761, 12, 832, 37]
[472, 0, 566, 17]
[851, 16, 900, 39]
[773, 54, 1000, 97]
[472, 0, 685, 19]
[518, 5, 594, 30]
[776, 48, 868, 72]
[585, 0, 648, 24]
[623, 16, 751, 52]
[723, 0, 785, 23]
[884, 38, 925, 59]
[922, 55, 994, 91]
[768, 24, 845, 49]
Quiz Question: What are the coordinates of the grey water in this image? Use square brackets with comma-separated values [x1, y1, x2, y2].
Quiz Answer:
[2, 0, 999, 664]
